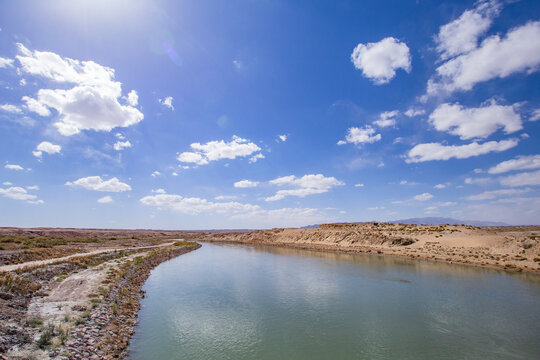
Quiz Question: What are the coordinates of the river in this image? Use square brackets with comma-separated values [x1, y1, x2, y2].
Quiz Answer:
[127, 243, 540, 359]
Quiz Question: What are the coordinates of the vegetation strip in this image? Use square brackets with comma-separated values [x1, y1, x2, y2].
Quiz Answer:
[0, 241, 200, 359]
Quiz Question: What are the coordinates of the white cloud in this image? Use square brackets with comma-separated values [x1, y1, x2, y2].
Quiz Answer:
[214, 195, 239, 201]
[434, 184, 446, 189]
[249, 153, 265, 163]
[429, 101, 522, 140]
[351, 37, 411, 84]
[5, 164, 24, 171]
[404, 108, 425, 117]
[488, 155, 540, 174]
[151, 171, 162, 178]
[26, 185, 39, 190]
[277, 134, 287, 142]
[368, 206, 385, 210]
[265, 174, 344, 201]
[159, 96, 174, 110]
[399, 180, 418, 185]
[2, 182, 13, 186]
[354, 183, 364, 187]
[126, 90, 138, 106]
[177, 136, 262, 166]
[438, 201, 456, 207]
[499, 170, 540, 187]
[464, 177, 493, 185]
[113, 140, 132, 151]
[435, 0, 501, 60]
[0, 104, 22, 114]
[414, 192, 434, 201]
[373, 110, 398, 128]
[427, 21, 540, 96]
[406, 138, 518, 163]
[32, 141, 61, 158]
[16, 43, 143, 136]
[0, 186, 42, 204]
[338, 126, 381, 145]
[151, 188, 166, 194]
[65, 176, 131, 192]
[140, 193, 260, 215]
[530, 109, 540, 121]
[234, 180, 259, 188]
[139, 194, 329, 227]
[20, 78, 26, 86]
[466, 188, 532, 201]
[22, 96, 51, 116]
[97, 195, 113, 203]
[0, 57, 14, 68]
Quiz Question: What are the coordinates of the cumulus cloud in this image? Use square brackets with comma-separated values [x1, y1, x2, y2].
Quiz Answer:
[22, 96, 51, 116]
[248, 153, 265, 163]
[530, 109, 540, 122]
[466, 188, 532, 201]
[265, 174, 344, 201]
[140, 191, 328, 227]
[140, 193, 259, 215]
[429, 101, 522, 140]
[177, 136, 262, 166]
[354, 183, 364, 187]
[234, 180, 259, 188]
[488, 155, 540, 174]
[338, 126, 381, 145]
[32, 141, 61, 158]
[435, 0, 501, 60]
[414, 192, 434, 201]
[0, 186, 42, 204]
[97, 195, 113, 203]
[126, 90, 138, 106]
[277, 134, 287, 142]
[0, 104, 22, 114]
[113, 140, 132, 151]
[434, 184, 446, 189]
[15, 43, 143, 135]
[214, 195, 238, 200]
[404, 108, 425, 117]
[351, 37, 411, 84]
[427, 21, 540, 96]
[499, 170, 540, 187]
[65, 176, 131, 192]
[151, 171, 162, 177]
[0, 57, 14, 68]
[373, 110, 398, 128]
[159, 96, 174, 110]
[406, 138, 518, 163]
[5, 164, 24, 171]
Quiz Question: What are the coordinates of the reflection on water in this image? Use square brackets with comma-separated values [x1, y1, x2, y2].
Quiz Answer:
[127, 243, 540, 360]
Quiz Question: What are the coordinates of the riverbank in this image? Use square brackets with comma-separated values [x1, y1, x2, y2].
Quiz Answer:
[0, 241, 200, 359]
[195, 223, 540, 273]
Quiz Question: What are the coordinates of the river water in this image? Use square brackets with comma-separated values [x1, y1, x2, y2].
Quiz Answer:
[127, 243, 540, 359]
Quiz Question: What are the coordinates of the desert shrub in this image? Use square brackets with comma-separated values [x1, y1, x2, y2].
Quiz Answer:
[37, 323, 54, 348]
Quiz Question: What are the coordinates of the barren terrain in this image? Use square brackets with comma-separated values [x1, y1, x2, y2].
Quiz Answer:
[196, 223, 540, 273]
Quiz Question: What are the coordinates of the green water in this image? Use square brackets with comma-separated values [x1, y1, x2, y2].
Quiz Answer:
[127, 243, 540, 359]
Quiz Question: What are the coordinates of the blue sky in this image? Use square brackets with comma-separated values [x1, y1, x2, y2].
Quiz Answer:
[0, 0, 539, 229]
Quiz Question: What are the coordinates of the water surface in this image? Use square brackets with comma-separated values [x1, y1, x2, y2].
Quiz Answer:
[128, 243, 540, 359]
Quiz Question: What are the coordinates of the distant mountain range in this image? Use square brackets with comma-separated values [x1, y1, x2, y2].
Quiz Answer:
[391, 217, 508, 226]
[301, 217, 508, 228]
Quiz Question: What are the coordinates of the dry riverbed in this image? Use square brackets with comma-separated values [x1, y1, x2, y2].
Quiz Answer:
[0, 241, 200, 359]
